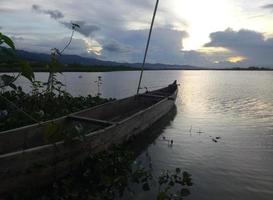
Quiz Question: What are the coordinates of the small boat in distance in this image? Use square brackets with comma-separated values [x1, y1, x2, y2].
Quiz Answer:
[0, 80, 178, 194]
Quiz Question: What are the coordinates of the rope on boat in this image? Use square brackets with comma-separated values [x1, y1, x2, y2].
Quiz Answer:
[136, 0, 160, 95]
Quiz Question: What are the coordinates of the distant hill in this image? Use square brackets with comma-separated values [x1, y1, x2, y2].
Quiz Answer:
[2, 49, 272, 71]
[15, 49, 199, 70]
[16, 50, 117, 66]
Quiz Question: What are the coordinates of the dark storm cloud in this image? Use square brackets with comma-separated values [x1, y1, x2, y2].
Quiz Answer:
[205, 28, 264, 47]
[16, 36, 90, 56]
[205, 28, 273, 65]
[32, 4, 64, 19]
[23, 1, 193, 65]
[31, 5, 99, 37]
[0, 8, 8, 12]
[180, 50, 209, 66]
[119, 0, 154, 9]
[261, 4, 273, 11]
[61, 21, 100, 37]
[0, 7, 15, 13]
[102, 40, 131, 53]
[98, 28, 199, 65]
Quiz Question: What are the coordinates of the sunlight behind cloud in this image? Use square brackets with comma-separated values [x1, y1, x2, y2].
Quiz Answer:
[171, 0, 273, 51]
[198, 47, 230, 54]
[226, 56, 246, 63]
[85, 39, 102, 55]
[172, 0, 235, 50]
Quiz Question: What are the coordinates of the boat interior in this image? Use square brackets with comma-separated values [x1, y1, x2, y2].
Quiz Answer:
[0, 82, 177, 155]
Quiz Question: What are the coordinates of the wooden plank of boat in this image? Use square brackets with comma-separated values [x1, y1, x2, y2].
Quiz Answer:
[0, 81, 178, 195]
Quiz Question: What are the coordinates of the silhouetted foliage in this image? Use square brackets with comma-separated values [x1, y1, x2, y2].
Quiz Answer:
[6, 146, 193, 200]
[0, 88, 111, 132]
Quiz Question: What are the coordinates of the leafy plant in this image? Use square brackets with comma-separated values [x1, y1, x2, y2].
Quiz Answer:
[0, 32, 15, 49]
[45, 23, 79, 94]
[157, 169, 193, 200]
[0, 28, 103, 132]
[94, 76, 103, 96]
[0, 32, 34, 91]
[43, 120, 87, 146]
[0, 89, 110, 132]
[43, 121, 64, 143]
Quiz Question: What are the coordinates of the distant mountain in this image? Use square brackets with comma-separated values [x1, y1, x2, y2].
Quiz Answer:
[15, 49, 199, 70]
[16, 50, 118, 66]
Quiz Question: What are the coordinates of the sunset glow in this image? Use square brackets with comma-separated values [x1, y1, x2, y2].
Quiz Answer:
[227, 56, 247, 63]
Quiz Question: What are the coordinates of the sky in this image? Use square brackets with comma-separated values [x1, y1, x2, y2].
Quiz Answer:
[1, 0, 273, 67]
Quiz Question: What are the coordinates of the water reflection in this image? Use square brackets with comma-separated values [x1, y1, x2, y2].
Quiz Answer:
[127, 106, 177, 156]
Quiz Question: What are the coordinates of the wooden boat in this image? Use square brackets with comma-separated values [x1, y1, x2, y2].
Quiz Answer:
[0, 81, 178, 194]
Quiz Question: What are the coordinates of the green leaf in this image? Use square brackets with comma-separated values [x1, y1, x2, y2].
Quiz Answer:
[182, 171, 193, 186]
[72, 23, 80, 29]
[157, 192, 168, 200]
[19, 60, 34, 82]
[0, 46, 15, 58]
[49, 56, 61, 72]
[9, 83, 17, 90]
[1, 34, 15, 50]
[0, 74, 14, 86]
[168, 180, 175, 186]
[181, 188, 190, 197]
[176, 168, 181, 174]
[43, 122, 63, 143]
[142, 183, 150, 191]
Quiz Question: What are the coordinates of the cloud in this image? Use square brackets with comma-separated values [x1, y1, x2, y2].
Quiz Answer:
[205, 28, 273, 66]
[32, 4, 64, 19]
[102, 40, 131, 53]
[0, 7, 17, 13]
[15, 36, 91, 56]
[61, 21, 100, 37]
[97, 28, 197, 64]
[31, 5, 100, 37]
[11, 36, 24, 41]
[261, 4, 273, 11]
[205, 28, 264, 48]
[0, 8, 8, 13]
[3, 1, 273, 67]
[14, 1, 192, 64]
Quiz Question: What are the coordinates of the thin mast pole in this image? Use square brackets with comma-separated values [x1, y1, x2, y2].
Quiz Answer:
[136, 0, 159, 94]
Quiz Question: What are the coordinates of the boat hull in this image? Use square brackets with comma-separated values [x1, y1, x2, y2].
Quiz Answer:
[0, 81, 178, 195]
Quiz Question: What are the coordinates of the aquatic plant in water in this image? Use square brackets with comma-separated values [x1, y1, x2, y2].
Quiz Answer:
[19, 146, 193, 200]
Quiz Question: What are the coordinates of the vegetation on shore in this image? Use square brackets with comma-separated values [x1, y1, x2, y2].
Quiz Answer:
[1, 59, 272, 73]
[0, 62, 139, 72]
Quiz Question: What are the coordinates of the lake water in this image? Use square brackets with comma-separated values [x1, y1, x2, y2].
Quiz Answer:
[12, 71, 273, 199]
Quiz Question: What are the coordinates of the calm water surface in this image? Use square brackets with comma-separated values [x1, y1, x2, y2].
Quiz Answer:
[15, 71, 273, 199]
